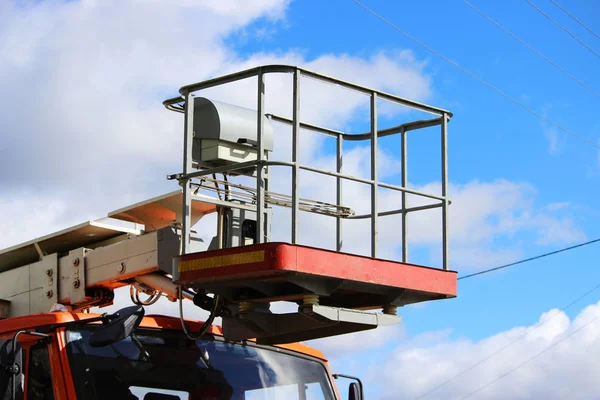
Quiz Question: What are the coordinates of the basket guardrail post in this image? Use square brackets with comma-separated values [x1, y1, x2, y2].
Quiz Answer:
[181, 90, 194, 255]
[370, 92, 378, 258]
[401, 127, 408, 263]
[441, 112, 449, 270]
[292, 69, 300, 244]
[256, 69, 266, 244]
[336, 134, 343, 252]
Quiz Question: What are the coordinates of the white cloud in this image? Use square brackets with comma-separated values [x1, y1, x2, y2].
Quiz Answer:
[0, 194, 72, 249]
[545, 201, 570, 212]
[172, 0, 290, 20]
[367, 300, 600, 400]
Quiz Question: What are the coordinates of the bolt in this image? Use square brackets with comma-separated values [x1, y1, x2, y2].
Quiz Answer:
[73, 279, 81, 289]
[73, 258, 80, 267]
[118, 262, 126, 274]
[45, 290, 53, 298]
[45, 269, 53, 277]
[6, 364, 20, 375]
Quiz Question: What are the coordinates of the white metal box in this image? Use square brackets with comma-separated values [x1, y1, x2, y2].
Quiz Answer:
[192, 97, 274, 175]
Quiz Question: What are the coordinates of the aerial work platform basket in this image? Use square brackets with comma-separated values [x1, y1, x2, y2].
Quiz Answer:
[0, 65, 455, 345]
[159, 65, 457, 343]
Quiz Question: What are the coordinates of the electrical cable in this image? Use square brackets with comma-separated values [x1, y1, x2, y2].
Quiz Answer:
[524, 0, 600, 59]
[351, 0, 600, 151]
[177, 285, 221, 341]
[212, 173, 222, 201]
[458, 314, 600, 399]
[223, 174, 231, 201]
[177, 286, 221, 369]
[458, 238, 600, 281]
[135, 290, 161, 306]
[413, 280, 600, 399]
[549, 0, 600, 41]
[461, 0, 600, 98]
[129, 285, 162, 306]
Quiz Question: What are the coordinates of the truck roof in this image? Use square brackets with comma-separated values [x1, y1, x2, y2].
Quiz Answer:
[0, 311, 328, 361]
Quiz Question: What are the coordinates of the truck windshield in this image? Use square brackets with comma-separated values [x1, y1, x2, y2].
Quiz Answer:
[65, 327, 336, 400]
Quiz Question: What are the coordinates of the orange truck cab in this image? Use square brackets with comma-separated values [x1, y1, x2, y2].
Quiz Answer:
[0, 311, 350, 400]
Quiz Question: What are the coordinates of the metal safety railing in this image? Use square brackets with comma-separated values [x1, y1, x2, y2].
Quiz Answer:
[163, 65, 452, 270]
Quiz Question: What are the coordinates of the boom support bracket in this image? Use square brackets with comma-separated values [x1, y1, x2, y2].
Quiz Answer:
[66, 248, 86, 305]
[222, 304, 400, 345]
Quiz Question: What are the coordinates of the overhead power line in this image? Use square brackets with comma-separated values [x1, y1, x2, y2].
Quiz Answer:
[524, 0, 600, 59]
[351, 0, 600, 151]
[461, 0, 600, 98]
[458, 238, 600, 281]
[458, 314, 600, 399]
[549, 0, 600, 41]
[413, 280, 600, 399]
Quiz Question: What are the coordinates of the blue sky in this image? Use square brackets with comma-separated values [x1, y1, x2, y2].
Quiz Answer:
[1, 0, 600, 398]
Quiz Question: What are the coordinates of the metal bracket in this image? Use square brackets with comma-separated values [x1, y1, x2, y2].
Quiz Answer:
[222, 304, 401, 345]
[166, 173, 182, 181]
[67, 248, 86, 305]
[40, 253, 58, 310]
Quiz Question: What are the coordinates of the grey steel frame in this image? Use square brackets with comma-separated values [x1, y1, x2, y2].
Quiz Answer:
[163, 65, 452, 270]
